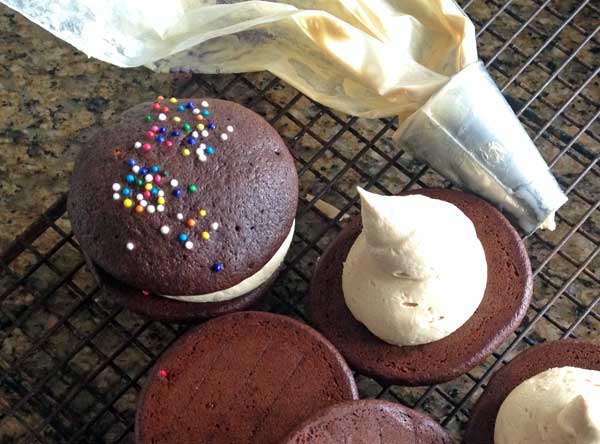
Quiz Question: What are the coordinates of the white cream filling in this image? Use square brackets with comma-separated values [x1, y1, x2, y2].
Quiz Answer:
[162, 221, 295, 303]
[342, 188, 487, 346]
[495, 366, 600, 444]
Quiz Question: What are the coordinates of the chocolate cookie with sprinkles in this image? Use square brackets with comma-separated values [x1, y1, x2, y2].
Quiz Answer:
[68, 96, 298, 321]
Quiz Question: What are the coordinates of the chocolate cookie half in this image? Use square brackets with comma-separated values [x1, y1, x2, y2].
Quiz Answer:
[309, 188, 532, 386]
[463, 339, 600, 444]
[280, 400, 452, 443]
[69, 97, 298, 320]
[135, 311, 358, 444]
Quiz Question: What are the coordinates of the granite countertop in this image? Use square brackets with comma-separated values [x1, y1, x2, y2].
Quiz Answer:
[0, 6, 172, 251]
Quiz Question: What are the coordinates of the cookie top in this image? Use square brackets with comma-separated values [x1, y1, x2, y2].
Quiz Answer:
[464, 340, 600, 444]
[135, 311, 358, 444]
[310, 188, 532, 385]
[280, 400, 452, 443]
[68, 98, 297, 295]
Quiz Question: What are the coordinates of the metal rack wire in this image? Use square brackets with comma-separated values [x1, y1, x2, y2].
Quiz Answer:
[1, 0, 598, 442]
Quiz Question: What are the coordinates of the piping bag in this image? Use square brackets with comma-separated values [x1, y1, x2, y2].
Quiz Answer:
[3, 0, 567, 232]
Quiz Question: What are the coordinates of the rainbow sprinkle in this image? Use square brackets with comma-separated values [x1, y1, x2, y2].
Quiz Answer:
[112, 96, 234, 267]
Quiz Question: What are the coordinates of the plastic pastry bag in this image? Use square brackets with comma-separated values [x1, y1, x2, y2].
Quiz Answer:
[2, 0, 566, 232]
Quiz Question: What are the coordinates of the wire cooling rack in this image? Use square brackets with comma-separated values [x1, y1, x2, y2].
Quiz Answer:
[1, 0, 598, 442]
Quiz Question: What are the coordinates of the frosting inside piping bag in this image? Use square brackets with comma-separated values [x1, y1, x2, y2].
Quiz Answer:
[0, 0, 476, 119]
[342, 188, 487, 346]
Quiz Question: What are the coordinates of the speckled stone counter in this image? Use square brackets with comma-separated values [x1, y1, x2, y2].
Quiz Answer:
[0, 7, 173, 251]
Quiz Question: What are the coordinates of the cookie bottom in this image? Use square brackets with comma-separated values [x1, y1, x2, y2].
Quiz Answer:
[464, 339, 600, 444]
[96, 263, 277, 322]
[135, 312, 358, 444]
[281, 399, 452, 443]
